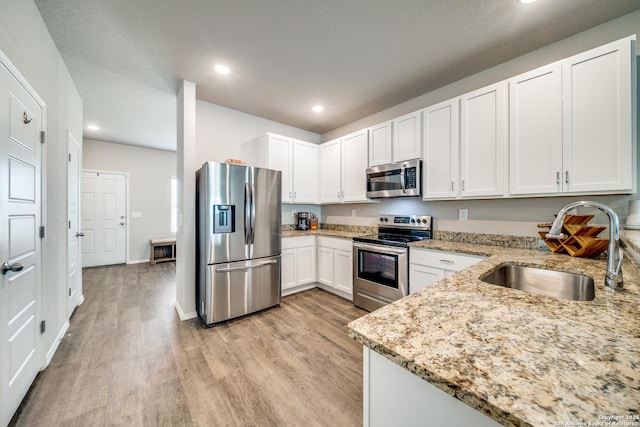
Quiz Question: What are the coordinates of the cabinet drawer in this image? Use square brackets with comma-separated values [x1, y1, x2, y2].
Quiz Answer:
[317, 236, 352, 252]
[410, 248, 485, 272]
[282, 235, 316, 249]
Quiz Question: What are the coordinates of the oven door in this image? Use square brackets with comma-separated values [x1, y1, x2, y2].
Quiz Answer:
[352, 242, 408, 304]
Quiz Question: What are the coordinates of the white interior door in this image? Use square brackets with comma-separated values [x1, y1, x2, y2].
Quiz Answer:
[67, 132, 82, 315]
[0, 57, 43, 427]
[81, 171, 126, 267]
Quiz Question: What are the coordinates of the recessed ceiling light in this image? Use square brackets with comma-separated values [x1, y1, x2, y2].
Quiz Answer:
[312, 105, 324, 113]
[86, 124, 100, 131]
[214, 64, 231, 75]
[519, 0, 537, 3]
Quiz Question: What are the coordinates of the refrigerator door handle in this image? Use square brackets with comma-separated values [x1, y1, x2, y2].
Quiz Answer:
[250, 183, 256, 244]
[244, 183, 252, 245]
[215, 259, 278, 273]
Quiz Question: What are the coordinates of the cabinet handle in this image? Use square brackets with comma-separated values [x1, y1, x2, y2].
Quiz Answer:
[341, 190, 344, 197]
[556, 171, 560, 185]
[289, 191, 292, 198]
[294, 192, 297, 199]
[451, 181, 454, 192]
[461, 180, 465, 191]
[565, 171, 570, 184]
[439, 259, 454, 265]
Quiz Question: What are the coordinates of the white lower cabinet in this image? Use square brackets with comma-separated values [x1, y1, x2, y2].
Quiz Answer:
[364, 347, 500, 427]
[316, 236, 353, 300]
[281, 236, 317, 296]
[409, 248, 485, 294]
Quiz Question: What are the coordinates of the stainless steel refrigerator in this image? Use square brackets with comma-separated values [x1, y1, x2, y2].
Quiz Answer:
[196, 161, 282, 326]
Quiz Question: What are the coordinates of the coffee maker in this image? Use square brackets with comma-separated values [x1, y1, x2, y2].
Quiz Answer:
[295, 212, 310, 230]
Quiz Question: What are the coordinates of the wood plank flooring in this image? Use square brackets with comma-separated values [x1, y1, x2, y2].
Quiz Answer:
[10, 262, 367, 427]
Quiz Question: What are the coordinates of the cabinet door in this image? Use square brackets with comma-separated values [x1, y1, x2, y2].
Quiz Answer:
[333, 249, 353, 296]
[393, 111, 421, 162]
[422, 99, 459, 199]
[341, 129, 369, 202]
[369, 121, 393, 166]
[320, 139, 342, 203]
[292, 140, 319, 203]
[460, 82, 507, 198]
[281, 248, 297, 291]
[296, 246, 316, 285]
[267, 134, 293, 202]
[317, 246, 334, 286]
[562, 37, 635, 193]
[409, 264, 444, 294]
[509, 63, 563, 195]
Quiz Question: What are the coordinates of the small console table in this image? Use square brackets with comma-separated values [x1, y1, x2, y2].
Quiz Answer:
[150, 238, 176, 264]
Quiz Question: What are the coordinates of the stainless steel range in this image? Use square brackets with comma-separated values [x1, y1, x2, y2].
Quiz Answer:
[353, 215, 432, 312]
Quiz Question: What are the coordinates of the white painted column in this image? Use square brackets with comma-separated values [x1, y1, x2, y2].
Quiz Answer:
[175, 80, 197, 319]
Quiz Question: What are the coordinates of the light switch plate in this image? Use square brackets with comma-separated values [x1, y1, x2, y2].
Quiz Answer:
[458, 209, 468, 221]
[131, 211, 142, 218]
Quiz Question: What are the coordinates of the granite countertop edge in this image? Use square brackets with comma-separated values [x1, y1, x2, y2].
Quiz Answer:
[348, 238, 640, 427]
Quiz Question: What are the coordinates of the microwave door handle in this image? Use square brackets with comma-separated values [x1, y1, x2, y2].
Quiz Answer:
[400, 163, 406, 193]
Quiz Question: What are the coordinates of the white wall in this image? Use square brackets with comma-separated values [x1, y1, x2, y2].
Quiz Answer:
[196, 101, 321, 165]
[82, 139, 177, 262]
[0, 2, 83, 361]
[322, 11, 640, 231]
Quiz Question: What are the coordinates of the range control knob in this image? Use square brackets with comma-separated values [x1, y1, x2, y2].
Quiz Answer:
[384, 217, 389, 222]
[422, 218, 428, 224]
[380, 217, 384, 222]
[410, 218, 416, 223]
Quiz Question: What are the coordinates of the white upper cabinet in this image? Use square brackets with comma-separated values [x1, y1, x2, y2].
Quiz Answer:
[265, 133, 293, 202]
[509, 63, 563, 195]
[341, 129, 369, 202]
[459, 81, 508, 198]
[292, 139, 319, 203]
[562, 36, 635, 193]
[368, 112, 421, 167]
[392, 111, 422, 162]
[242, 132, 319, 204]
[319, 130, 369, 204]
[368, 121, 393, 166]
[319, 138, 342, 203]
[422, 99, 460, 199]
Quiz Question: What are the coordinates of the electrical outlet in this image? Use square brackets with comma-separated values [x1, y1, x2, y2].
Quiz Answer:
[458, 209, 468, 221]
[292, 210, 297, 217]
[351, 209, 356, 217]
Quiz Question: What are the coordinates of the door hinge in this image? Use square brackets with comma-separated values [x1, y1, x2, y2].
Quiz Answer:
[40, 131, 45, 144]
[40, 320, 46, 334]
[39, 225, 45, 238]
[69, 153, 71, 162]
[69, 220, 71, 229]
[69, 288, 72, 297]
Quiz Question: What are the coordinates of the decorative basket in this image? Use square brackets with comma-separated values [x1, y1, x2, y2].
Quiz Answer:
[538, 214, 609, 258]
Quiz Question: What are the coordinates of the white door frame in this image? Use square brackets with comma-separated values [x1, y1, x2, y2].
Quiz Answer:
[0, 48, 46, 425]
[81, 169, 130, 264]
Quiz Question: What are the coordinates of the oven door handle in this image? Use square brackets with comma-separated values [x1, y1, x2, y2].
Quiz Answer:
[353, 242, 407, 255]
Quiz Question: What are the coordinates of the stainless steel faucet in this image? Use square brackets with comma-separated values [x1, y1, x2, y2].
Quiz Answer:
[546, 201, 623, 289]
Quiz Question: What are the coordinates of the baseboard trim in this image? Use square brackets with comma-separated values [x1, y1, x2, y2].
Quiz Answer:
[174, 300, 198, 320]
[127, 258, 149, 265]
[43, 320, 69, 369]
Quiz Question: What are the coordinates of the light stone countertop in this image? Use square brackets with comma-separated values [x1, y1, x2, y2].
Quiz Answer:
[282, 229, 368, 239]
[348, 239, 640, 427]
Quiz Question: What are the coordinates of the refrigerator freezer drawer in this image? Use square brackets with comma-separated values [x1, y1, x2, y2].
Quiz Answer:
[199, 256, 281, 326]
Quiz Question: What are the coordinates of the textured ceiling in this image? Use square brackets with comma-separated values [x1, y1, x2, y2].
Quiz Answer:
[35, 0, 640, 151]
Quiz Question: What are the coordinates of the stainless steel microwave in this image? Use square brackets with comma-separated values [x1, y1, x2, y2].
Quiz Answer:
[366, 159, 421, 198]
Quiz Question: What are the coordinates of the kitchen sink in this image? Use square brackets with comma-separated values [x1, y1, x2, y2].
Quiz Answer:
[480, 264, 595, 301]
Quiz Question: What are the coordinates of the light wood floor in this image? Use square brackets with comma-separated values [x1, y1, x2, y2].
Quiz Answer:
[11, 262, 367, 426]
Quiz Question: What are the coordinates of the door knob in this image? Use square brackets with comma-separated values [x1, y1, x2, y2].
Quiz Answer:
[76, 232, 85, 237]
[2, 262, 24, 275]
